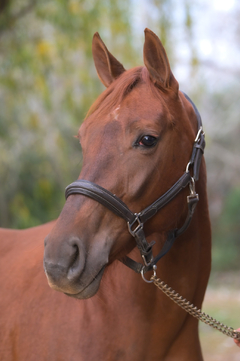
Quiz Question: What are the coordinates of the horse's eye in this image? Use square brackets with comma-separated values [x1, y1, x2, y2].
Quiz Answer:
[139, 135, 158, 147]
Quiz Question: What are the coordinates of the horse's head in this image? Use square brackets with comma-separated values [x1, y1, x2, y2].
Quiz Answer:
[44, 29, 198, 299]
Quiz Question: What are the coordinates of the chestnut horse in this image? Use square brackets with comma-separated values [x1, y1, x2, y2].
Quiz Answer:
[0, 29, 211, 361]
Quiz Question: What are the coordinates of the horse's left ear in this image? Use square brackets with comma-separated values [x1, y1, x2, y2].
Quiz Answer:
[92, 32, 126, 87]
[143, 28, 178, 92]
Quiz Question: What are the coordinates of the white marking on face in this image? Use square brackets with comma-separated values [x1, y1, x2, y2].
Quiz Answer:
[112, 105, 121, 120]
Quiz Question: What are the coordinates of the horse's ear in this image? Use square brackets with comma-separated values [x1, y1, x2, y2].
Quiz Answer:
[143, 28, 178, 91]
[92, 32, 126, 87]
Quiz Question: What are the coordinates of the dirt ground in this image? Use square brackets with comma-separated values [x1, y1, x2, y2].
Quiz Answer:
[200, 273, 240, 361]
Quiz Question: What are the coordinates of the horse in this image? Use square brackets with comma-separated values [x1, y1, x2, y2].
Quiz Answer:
[0, 29, 211, 361]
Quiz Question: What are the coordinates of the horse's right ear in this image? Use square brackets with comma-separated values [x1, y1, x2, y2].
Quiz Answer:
[92, 33, 126, 87]
[143, 28, 178, 92]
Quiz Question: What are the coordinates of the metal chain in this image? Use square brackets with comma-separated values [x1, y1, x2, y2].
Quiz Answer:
[151, 275, 240, 340]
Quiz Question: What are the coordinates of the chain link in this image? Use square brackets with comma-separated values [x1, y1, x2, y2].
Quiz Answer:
[151, 275, 240, 340]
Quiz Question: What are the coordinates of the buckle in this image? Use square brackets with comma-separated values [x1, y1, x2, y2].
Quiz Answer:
[187, 177, 199, 203]
[142, 254, 153, 267]
[127, 213, 143, 236]
[194, 126, 205, 143]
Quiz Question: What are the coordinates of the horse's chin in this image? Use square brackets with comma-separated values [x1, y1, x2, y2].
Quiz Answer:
[65, 266, 106, 300]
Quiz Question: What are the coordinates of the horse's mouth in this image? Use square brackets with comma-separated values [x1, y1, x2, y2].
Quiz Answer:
[65, 266, 106, 300]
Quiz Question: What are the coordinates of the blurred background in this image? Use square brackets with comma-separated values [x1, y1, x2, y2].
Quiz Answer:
[0, 0, 240, 358]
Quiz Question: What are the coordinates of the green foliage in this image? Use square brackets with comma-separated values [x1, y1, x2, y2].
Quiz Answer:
[212, 187, 240, 271]
[0, 0, 136, 228]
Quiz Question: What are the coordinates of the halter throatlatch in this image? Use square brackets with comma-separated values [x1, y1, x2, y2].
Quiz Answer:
[65, 93, 205, 275]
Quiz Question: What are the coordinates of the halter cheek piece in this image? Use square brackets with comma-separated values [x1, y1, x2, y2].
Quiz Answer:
[65, 93, 205, 275]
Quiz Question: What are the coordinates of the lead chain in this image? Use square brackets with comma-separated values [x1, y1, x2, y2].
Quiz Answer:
[151, 275, 240, 340]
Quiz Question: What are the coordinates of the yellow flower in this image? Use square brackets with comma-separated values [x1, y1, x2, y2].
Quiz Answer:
[37, 41, 52, 57]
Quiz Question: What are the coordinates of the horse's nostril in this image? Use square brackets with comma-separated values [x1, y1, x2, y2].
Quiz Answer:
[70, 245, 79, 269]
[66, 238, 85, 281]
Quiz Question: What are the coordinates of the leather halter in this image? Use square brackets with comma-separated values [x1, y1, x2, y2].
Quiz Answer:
[65, 93, 205, 274]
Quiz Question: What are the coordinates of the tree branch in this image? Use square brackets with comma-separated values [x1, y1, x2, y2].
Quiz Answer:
[0, 0, 37, 36]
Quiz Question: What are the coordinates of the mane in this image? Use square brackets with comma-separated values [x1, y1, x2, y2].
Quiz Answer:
[85, 66, 161, 119]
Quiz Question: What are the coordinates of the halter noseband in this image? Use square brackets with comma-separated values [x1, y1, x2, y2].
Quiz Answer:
[65, 93, 205, 274]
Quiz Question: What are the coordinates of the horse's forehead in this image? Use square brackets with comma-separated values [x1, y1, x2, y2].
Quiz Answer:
[80, 86, 170, 138]
[121, 87, 169, 121]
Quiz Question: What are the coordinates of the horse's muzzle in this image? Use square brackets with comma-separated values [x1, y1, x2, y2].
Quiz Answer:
[44, 234, 107, 299]
[44, 235, 85, 293]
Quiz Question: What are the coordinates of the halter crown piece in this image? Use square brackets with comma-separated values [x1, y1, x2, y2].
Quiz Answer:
[65, 93, 205, 275]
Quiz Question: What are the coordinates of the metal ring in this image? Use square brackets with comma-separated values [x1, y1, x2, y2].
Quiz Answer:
[141, 265, 157, 283]
[186, 162, 191, 173]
